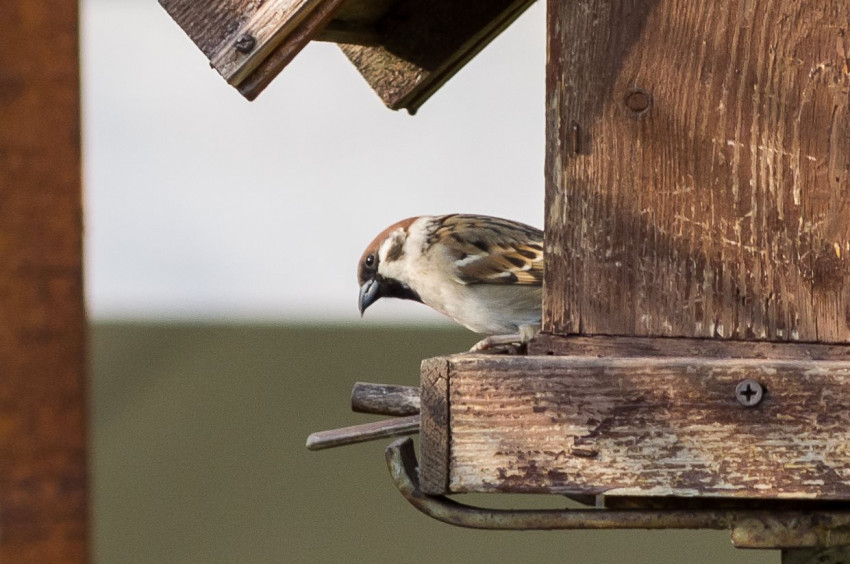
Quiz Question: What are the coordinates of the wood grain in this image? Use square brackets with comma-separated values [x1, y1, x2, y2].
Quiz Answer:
[0, 1, 88, 560]
[350, 382, 420, 416]
[530, 333, 850, 360]
[422, 354, 850, 498]
[419, 357, 450, 494]
[209, 0, 323, 85]
[341, 0, 534, 112]
[159, 0, 533, 106]
[160, 0, 349, 99]
[235, 0, 349, 99]
[545, 0, 850, 342]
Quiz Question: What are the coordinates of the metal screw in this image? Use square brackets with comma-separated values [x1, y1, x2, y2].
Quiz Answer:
[735, 379, 764, 407]
[234, 34, 256, 54]
[624, 89, 652, 118]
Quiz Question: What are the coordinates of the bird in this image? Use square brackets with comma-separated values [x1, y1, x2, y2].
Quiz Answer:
[357, 214, 543, 351]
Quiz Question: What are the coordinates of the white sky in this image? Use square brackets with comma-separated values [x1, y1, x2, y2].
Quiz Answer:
[81, 0, 545, 323]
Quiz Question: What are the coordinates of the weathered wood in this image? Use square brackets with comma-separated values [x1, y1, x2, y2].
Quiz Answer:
[350, 382, 420, 416]
[0, 0, 88, 560]
[340, 0, 535, 112]
[159, 0, 533, 108]
[545, 0, 850, 341]
[209, 0, 326, 86]
[159, 0, 255, 58]
[306, 415, 420, 450]
[160, 0, 349, 100]
[530, 333, 850, 360]
[419, 354, 850, 498]
[236, 0, 349, 99]
[419, 357, 450, 494]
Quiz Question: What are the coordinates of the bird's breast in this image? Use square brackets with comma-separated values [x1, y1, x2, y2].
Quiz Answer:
[419, 281, 542, 334]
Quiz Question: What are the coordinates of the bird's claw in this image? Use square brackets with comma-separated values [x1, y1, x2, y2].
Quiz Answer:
[469, 334, 526, 354]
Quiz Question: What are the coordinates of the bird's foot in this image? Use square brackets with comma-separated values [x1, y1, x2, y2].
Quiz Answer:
[469, 326, 538, 355]
[469, 334, 526, 354]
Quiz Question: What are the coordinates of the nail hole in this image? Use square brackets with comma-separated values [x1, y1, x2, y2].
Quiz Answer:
[624, 89, 652, 119]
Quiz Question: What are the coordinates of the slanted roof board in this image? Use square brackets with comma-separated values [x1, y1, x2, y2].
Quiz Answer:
[159, 0, 537, 109]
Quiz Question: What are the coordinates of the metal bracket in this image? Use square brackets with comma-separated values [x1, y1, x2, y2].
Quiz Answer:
[385, 437, 850, 549]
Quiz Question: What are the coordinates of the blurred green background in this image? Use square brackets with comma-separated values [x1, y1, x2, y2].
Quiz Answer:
[91, 324, 777, 563]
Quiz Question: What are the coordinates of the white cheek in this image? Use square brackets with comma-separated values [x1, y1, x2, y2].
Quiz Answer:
[377, 240, 391, 263]
[377, 233, 408, 278]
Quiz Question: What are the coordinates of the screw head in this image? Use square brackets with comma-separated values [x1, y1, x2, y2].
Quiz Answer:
[235, 34, 256, 54]
[735, 379, 764, 407]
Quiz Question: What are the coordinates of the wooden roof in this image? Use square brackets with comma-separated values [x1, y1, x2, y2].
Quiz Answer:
[159, 0, 536, 113]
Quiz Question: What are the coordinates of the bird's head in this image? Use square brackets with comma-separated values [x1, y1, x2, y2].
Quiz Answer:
[357, 217, 423, 315]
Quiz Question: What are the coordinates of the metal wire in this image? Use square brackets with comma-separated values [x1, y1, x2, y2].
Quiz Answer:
[385, 437, 850, 549]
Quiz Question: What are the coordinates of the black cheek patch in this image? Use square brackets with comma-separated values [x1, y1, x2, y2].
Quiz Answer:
[382, 279, 423, 303]
[385, 239, 405, 262]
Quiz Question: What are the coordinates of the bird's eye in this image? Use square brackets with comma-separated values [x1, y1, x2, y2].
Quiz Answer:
[365, 254, 375, 268]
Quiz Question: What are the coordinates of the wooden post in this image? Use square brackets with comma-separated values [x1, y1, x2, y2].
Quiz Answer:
[0, 1, 88, 561]
[545, 0, 850, 342]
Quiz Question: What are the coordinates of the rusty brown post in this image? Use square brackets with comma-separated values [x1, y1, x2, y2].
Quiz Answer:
[0, 1, 88, 561]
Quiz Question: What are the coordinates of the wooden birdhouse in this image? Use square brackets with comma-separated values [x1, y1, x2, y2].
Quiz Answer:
[159, 0, 535, 112]
[161, 1, 850, 562]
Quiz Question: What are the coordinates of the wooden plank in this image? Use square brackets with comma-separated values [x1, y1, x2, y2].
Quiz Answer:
[234, 0, 348, 99]
[159, 0, 384, 59]
[159, 0, 254, 58]
[530, 333, 850, 361]
[0, 0, 88, 561]
[545, 0, 850, 341]
[340, 0, 535, 112]
[159, 0, 533, 107]
[160, 0, 349, 99]
[419, 357, 450, 495]
[424, 354, 850, 498]
[209, 0, 324, 86]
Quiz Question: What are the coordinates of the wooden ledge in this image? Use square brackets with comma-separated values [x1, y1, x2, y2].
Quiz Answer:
[420, 354, 850, 499]
[529, 333, 850, 360]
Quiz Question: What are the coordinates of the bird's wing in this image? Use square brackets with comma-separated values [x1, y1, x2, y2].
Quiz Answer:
[428, 215, 544, 286]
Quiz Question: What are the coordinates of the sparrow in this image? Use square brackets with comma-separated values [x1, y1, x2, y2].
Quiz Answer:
[357, 214, 543, 351]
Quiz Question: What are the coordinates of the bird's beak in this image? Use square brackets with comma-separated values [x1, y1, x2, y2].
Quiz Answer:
[358, 277, 382, 316]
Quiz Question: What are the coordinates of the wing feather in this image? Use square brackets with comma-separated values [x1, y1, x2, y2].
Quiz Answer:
[427, 214, 544, 286]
